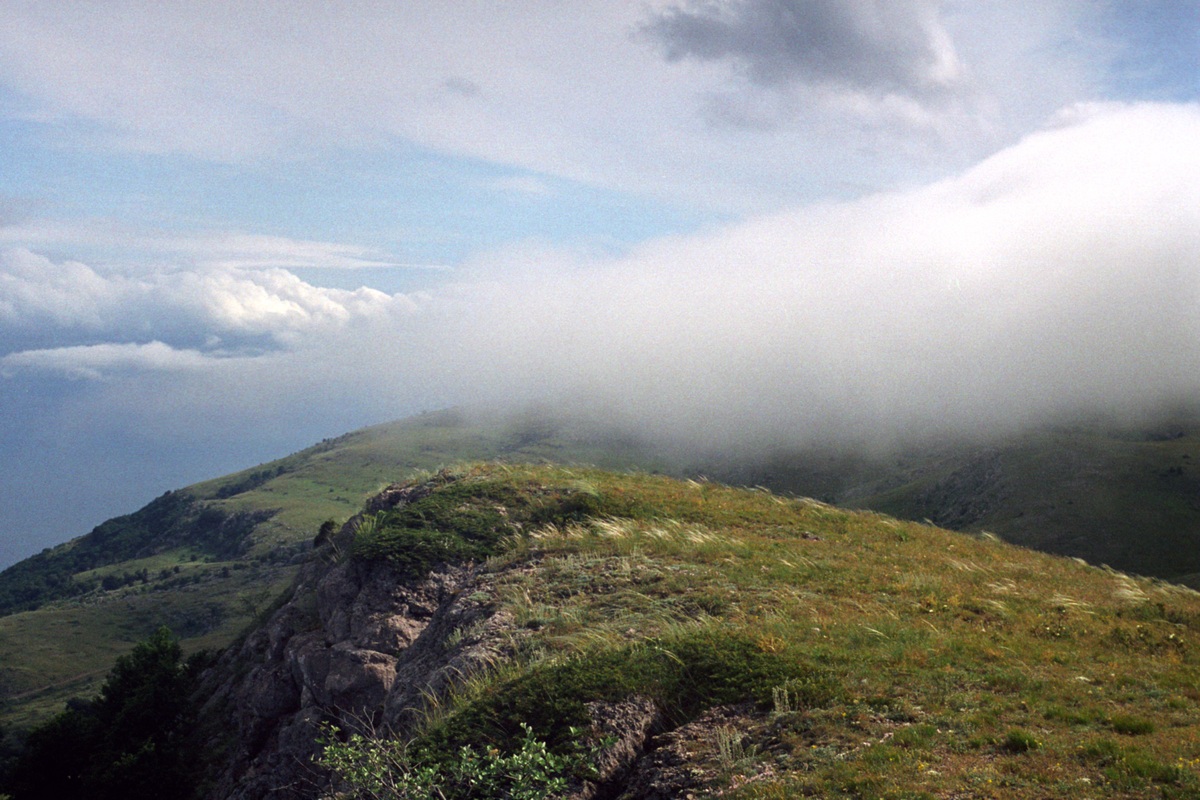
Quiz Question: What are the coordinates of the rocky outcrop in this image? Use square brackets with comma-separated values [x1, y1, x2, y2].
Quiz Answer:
[198, 479, 520, 800]
[195, 474, 742, 800]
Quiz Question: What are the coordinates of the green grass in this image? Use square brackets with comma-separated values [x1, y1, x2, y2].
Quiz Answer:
[0, 412, 663, 738]
[334, 463, 1200, 800]
[8, 404, 1200, 794]
[0, 563, 293, 729]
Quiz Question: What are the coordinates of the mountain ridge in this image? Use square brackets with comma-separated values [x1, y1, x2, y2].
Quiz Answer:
[139, 465, 1200, 797]
[3, 408, 1200, 758]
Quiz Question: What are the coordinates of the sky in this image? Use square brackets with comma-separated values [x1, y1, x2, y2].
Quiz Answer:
[2, 1, 1199, 567]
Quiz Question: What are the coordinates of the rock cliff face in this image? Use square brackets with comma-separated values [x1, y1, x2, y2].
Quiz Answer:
[196, 471, 771, 800]
[199, 485, 515, 798]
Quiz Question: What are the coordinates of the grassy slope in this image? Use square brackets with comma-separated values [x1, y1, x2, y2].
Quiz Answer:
[0, 411, 661, 739]
[350, 464, 1200, 799]
[721, 418, 1200, 583]
[5, 408, 1200, 748]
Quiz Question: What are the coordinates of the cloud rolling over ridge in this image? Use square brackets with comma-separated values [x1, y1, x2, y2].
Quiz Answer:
[3, 2, 1198, 569]
[5, 102, 1198, 459]
[423, 102, 1200, 446]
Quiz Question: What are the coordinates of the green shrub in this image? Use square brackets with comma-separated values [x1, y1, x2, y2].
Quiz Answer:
[350, 476, 631, 575]
[2, 627, 202, 800]
[1110, 714, 1156, 735]
[421, 626, 832, 762]
[1000, 729, 1040, 753]
[319, 722, 577, 800]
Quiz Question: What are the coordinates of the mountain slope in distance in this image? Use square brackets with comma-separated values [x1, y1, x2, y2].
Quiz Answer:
[3, 406, 1200, 745]
[718, 415, 1200, 585]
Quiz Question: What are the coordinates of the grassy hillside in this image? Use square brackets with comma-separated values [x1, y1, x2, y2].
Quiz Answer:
[0, 410, 660, 743]
[716, 416, 1200, 584]
[321, 463, 1200, 799]
[4, 406, 1200, 757]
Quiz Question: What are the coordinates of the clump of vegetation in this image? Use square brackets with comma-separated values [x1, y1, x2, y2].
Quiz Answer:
[1, 627, 206, 800]
[214, 463, 291, 498]
[420, 625, 830, 758]
[349, 469, 613, 577]
[1109, 714, 1156, 736]
[1001, 729, 1041, 753]
[319, 722, 579, 800]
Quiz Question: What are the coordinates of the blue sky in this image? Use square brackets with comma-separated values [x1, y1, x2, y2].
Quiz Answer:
[2, 1, 1200, 567]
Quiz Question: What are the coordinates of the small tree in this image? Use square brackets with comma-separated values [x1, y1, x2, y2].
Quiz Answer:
[3, 627, 201, 800]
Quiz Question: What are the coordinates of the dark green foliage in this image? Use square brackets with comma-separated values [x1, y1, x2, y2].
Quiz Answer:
[1081, 739, 1183, 787]
[1000, 729, 1041, 753]
[0, 720, 13, 787]
[214, 464, 290, 498]
[351, 477, 620, 577]
[100, 568, 149, 591]
[189, 506, 271, 560]
[1109, 714, 1156, 736]
[2, 627, 202, 800]
[314, 518, 338, 547]
[421, 627, 828, 762]
[320, 721, 579, 800]
[0, 558, 77, 614]
[3, 700, 99, 799]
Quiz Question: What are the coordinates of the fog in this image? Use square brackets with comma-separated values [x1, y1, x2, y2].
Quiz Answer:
[10, 103, 1200, 452]
[4, 101, 1200, 566]
[381, 102, 1200, 453]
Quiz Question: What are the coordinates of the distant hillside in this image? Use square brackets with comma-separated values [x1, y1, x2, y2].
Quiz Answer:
[715, 415, 1200, 585]
[4, 406, 1200, 751]
[0, 409, 663, 743]
[0, 490, 273, 616]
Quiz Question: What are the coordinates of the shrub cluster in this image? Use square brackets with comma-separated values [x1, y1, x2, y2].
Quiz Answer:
[350, 477, 609, 577]
[1, 628, 205, 800]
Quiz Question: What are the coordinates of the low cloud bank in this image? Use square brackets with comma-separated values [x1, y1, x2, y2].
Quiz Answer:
[425, 102, 1200, 449]
[4, 102, 1200, 471]
[0, 247, 413, 358]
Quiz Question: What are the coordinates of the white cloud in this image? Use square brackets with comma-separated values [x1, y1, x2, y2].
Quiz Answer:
[0, 223, 428, 271]
[0, 1, 1126, 210]
[6, 103, 1198, 450]
[162, 267, 407, 337]
[172, 234, 425, 271]
[0, 341, 216, 380]
[0, 247, 421, 361]
[384, 102, 1200, 446]
[0, 249, 116, 329]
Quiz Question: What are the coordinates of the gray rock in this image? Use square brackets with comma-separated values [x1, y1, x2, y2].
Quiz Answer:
[196, 476, 745, 800]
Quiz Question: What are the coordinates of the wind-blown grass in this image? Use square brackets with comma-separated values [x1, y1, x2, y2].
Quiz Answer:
[337, 463, 1200, 799]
